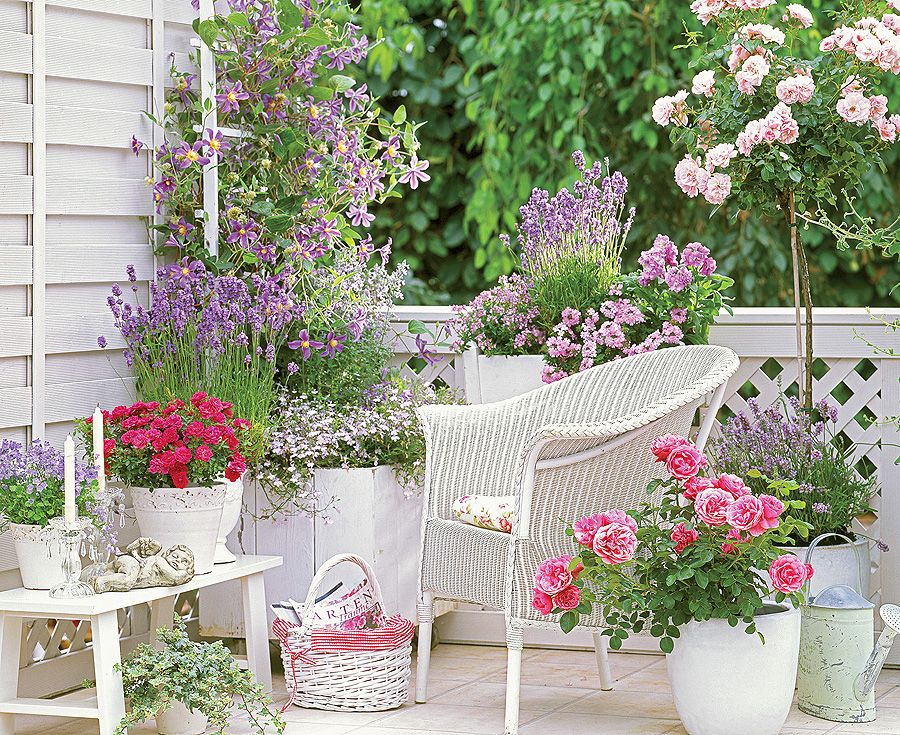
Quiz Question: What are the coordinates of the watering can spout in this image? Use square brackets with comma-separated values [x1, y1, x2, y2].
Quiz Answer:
[854, 605, 900, 701]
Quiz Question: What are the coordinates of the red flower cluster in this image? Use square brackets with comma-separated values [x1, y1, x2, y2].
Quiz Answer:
[90, 393, 248, 489]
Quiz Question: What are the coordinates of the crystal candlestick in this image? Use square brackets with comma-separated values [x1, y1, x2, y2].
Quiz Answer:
[48, 517, 95, 598]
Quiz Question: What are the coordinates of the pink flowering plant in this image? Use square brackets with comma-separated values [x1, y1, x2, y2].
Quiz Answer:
[134, 0, 426, 271]
[532, 434, 814, 652]
[654, 0, 900, 404]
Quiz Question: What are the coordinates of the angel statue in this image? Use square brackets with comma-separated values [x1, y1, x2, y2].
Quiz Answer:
[91, 537, 195, 593]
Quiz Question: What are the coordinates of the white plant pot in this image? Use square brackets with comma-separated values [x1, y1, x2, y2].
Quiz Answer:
[214, 477, 244, 564]
[10, 523, 66, 590]
[131, 485, 225, 575]
[464, 353, 545, 403]
[776, 538, 870, 598]
[666, 603, 800, 735]
[155, 700, 208, 735]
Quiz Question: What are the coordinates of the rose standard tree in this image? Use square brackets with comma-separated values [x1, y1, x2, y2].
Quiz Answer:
[653, 0, 900, 405]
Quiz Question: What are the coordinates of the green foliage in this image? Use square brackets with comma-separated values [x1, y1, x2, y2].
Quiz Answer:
[0, 480, 96, 529]
[358, 0, 900, 305]
[114, 617, 284, 735]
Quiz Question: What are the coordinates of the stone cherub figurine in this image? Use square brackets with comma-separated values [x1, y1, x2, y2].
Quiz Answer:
[91, 538, 195, 593]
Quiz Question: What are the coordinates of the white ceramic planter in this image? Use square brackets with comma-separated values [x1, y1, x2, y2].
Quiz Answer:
[155, 700, 208, 735]
[131, 485, 225, 575]
[9, 523, 66, 590]
[463, 352, 545, 403]
[666, 603, 801, 735]
[214, 477, 244, 564]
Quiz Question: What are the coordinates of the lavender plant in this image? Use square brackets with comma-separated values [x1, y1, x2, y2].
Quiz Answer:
[502, 152, 635, 330]
[257, 377, 456, 518]
[710, 397, 877, 545]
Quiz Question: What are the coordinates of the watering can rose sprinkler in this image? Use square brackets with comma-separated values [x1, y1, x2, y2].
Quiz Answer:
[796, 534, 900, 723]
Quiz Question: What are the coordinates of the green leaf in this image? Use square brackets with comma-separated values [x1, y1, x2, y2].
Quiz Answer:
[393, 105, 407, 125]
[407, 319, 430, 335]
[328, 74, 356, 92]
[560, 611, 579, 634]
[227, 12, 250, 28]
[265, 214, 294, 233]
[196, 19, 219, 48]
[660, 636, 674, 654]
[276, 0, 304, 30]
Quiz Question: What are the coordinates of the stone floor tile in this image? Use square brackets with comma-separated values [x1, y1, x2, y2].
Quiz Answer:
[560, 689, 679, 720]
[520, 711, 679, 735]
[372, 702, 541, 734]
[432, 680, 592, 711]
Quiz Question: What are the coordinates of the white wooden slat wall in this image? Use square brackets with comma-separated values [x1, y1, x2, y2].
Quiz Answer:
[0, 0, 196, 573]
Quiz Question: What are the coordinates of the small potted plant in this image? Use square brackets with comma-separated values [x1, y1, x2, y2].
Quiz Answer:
[113, 617, 284, 735]
[0, 439, 98, 589]
[78, 394, 251, 574]
[710, 396, 879, 594]
[532, 434, 814, 735]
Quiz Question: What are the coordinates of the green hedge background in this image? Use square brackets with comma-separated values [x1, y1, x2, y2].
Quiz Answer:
[355, 0, 900, 306]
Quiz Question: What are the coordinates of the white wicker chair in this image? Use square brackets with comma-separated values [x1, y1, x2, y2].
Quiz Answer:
[414, 345, 740, 734]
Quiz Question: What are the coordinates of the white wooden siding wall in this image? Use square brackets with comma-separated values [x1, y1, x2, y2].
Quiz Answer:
[0, 0, 197, 578]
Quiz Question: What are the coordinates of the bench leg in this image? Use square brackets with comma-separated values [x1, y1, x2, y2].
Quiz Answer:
[241, 572, 272, 692]
[91, 611, 125, 735]
[149, 594, 177, 647]
[0, 614, 22, 735]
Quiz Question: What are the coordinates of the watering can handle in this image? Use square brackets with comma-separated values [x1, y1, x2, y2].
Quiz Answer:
[802, 532, 864, 598]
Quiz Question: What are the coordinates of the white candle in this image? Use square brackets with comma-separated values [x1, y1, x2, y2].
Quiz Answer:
[93, 405, 106, 495]
[64, 435, 77, 524]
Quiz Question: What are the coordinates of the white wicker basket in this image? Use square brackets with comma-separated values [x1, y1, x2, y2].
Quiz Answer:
[275, 553, 413, 712]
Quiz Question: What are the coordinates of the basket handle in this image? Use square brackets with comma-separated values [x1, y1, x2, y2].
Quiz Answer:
[298, 553, 384, 631]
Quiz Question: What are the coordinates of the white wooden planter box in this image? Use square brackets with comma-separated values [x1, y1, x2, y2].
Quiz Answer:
[200, 466, 423, 637]
[462, 351, 545, 403]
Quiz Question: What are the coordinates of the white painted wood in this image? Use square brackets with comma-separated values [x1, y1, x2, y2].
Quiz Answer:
[46, 104, 151, 148]
[0, 247, 31, 285]
[0, 175, 33, 214]
[0, 613, 23, 735]
[0, 318, 30, 357]
[44, 244, 154, 283]
[46, 36, 152, 86]
[198, 0, 218, 255]
[0, 696, 98, 718]
[0, 101, 31, 142]
[31, 0, 47, 437]
[90, 611, 125, 735]
[48, 0, 153, 19]
[46, 177, 151, 216]
[0, 30, 32, 74]
[241, 572, 272, 693]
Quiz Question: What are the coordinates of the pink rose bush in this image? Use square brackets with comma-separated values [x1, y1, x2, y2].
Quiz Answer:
[532, 434, 813, 651]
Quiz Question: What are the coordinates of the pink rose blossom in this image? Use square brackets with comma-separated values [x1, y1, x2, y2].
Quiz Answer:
[694, 487, 732, 527]
[670, 522, 700, 554]
[868, 94, 888, 121]
[532, 589, 553, 615]
[592, 523, 638, 565]
[837, 92, 872, 124]
[783, 3, 813, 28]
[876, 116, 898, 141]
[650, 433, 689, 462]
[691, 0, 726, 25]
[692, 70, 716, 98]
[756, 494, 785, 534]
[855, 35, 882, 63]
[652, 90, 689, 127]
[534, 555, 575, 595]
[674, 155, 709, 197]
[554, 585, 581, 611]
[683, 476, 716, 501]
[769, 554, 813, 593]
[705, 143, 736, 170]
[721, 527, 748, 555]
[598, 509, 638, 533]
[725, 494, 764, 533]
[703, 172, 732, 205]
[716, 473, 749, 499]
[573, 513, 603, 546]
[665, 443, 708, 480]
[739, 23, 786, 46]
[776, 74, 815, 105]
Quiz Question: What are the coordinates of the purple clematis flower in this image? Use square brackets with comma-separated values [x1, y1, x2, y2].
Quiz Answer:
[315, 218, 341, 245]
[357, 235, 375, 263]
[216, 81, 249, 115]
[226, 219, 259, 249]
[348, 203, 374, 228]
[347, 308, 367, 340]
[131, 136, 144, 156]
[166, 257, 204, 286]
[287, 329, 324, 361]
[344, 84, 369, 112]
[157, 175, 176, 193]
[203, 128, 229, 156]
[301, 149, 322, 177]
[176, 73, 196, 106]
[399, 156, 430, 189]
[174, 141, 210, 169]
[382, 135, 401, 163]
[320, 332, 346, 358]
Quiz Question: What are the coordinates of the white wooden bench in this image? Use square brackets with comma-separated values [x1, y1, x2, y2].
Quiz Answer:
[0, 555, 281, 735]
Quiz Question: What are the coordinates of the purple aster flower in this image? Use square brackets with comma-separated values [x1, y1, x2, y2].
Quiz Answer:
[174, 140, 210, 169]
[215, 80, 249, 115]
[320, 331, 346, 358]
[399, 156, 430, 189]
[357, 235, 375, 263]
[315, 218, 341, 245]
[287, 329, 323, 361]
[203, 128, 229, 156]
[301, 149, 323, 177]
[226, 219, 260, 249]
[166, 257, 205, 286]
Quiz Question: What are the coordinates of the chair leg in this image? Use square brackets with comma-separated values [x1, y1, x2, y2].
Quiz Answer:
[592, 631, 613, 691]
[415, 590, 434, 703]
[504, 625, 524, 735]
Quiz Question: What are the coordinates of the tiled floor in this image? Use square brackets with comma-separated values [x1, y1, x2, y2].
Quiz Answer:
[11, 644, 900, 734]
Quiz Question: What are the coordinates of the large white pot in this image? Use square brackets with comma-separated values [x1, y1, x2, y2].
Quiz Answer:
[10, 523, 66, 590]
[777, 538, 869, 598]
[131, 486, 225, 575]
[463, 353, 545, 403]
[214, 477, 244, 564]
[666, 603, 801, 735]
[155, 700, 207, 735]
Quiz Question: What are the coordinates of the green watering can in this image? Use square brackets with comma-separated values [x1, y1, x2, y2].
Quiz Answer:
[796, 533, 900, 723]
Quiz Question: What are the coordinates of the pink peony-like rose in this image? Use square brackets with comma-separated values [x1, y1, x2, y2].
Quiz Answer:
[554, 585, 581, 611]
[705, 143, 737, 170]
[674, 155, 709, 197]
[753, 494, 785, 535]
[776, 74, 815, 105]
[837, 92, 872, 124]
[769, 554, 813, 593]
[692, 69, 716, 98]
[683, 475, 716, 501]
[650, 433, 690, 462]
[665, 443, 708, 480]
[573, 513, 603, 546]
[703, 172, 732, 205]
[725, 494, 764, 532]
[599, 509, 638, 533]
[783, 3, 813, 29]
[875, 116, 897, 142]
[532, 589, 553, 615]
[592, 523, 638, 565]
[534, 556, 575, 595]
[694, 487, 732, 526]
[868, 94, 888, 121]
[670, 522, 700, 554]
[716, 473, 749, 499]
